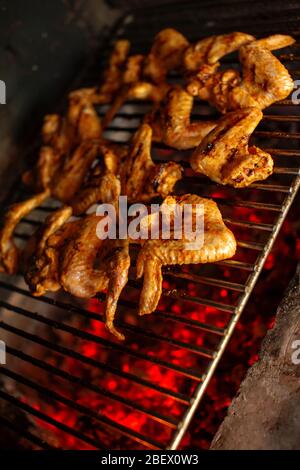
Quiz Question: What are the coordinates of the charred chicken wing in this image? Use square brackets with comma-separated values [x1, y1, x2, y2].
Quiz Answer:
[190, 107, 273, 187]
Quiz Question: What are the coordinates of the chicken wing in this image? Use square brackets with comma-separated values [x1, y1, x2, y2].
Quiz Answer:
[70, 142, 125, 214]
[0, 190, 50, 274]
[61, 216, 130, 340]
[183, 32, 254, 72]
[102, 53, 170, 129]
[52, 140, 103, 203]
[120, 123, 183, 202]
[136, 194, 236, 315]
[148, 86, 216, 149]
[22, 113, 75, 190]
[190, 107, 273, 187]
[68, 39, 130, 106]
[186, 34, 295, 112]
[25, 206, 74, 295]
[143, 28, 189, 83]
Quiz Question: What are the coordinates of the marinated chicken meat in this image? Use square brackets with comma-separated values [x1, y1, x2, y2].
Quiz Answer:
[186, 34, 295, 113]
[148, 86, 216, 149]
[120, 123, 183, 202]
[70, 142, 126, 214]
[136, 194, 237, 315]
[102, 28, 188, 127]
[190, 107, 273, 187]
[25, 206, 74, 295]
[0, 190, 50, 274]
[68, 39, 130, 106]
[183, 32, 255, 73]
[26, 212, 130, 340]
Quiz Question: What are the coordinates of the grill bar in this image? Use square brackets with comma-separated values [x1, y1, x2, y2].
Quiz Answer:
[0, 367, 164, 450]
[0, 389, 102, 449]
[0, 317, 190, 405]
[4, 345, 178, 429]
[0, 300, 203, 380]
[0, 415, 53, 450]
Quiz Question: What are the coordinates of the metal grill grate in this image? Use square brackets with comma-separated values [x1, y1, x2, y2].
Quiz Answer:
[0, 0, 300, 450]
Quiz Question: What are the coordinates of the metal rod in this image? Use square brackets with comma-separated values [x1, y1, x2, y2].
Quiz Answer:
[0, 318, 189, 405]
[0, 367, 164, 450]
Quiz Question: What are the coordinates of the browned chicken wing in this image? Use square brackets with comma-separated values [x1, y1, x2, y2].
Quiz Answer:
[186, 34, 295, 112]
[120, 123, 183, 202]
[148, 86, 216, 149]
[25, 206, 74, 295]
[190, 107, 273, 187]
[27, 212, 130, 340]
[68, 39, 130, 106]
[70, 142, 126, 214]
[184, 32, 254, 72]
[0, 190, 50, 274]
[136, 194, 236, 315]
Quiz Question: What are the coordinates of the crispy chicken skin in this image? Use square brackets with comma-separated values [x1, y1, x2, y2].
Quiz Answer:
[190, 107, 273, 187]
[0, 191, 50, 274]
[186, 34, 295, 113]
[121, 123, 183, 202]
[136, 194, 236, 315]
[148, 86, 216, 149]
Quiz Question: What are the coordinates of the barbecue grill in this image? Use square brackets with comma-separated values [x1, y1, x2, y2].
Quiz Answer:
[0, 0, 300, 450]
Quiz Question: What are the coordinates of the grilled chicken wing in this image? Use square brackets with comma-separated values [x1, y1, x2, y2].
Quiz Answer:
[148, 86, 216, 149]
[120, 123, 183, 202]
[186, 34, 295, 112]
[27, 212, 130, 340]
[26, 212, 131, 340]
[25, 206, 74, 295]
[184, 32, 254, 72]
[103, 29, 188, 128]
[190, 107, 273, 187]
[143, 28, 189, 83]
[0, 190, 50, 274]
[52, 140, 103, 203]
[68, 39, 130, 106]
[22, 113, 75, 190]
[23, 99, 102, 194]
[61, 216, 130, 340]
[102, 54, 170, 128]
[70, 142, 126, 214]
[136, 194, 236, 315]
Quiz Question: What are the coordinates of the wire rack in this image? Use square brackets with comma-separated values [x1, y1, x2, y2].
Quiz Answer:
[0, 0, 299, 450]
